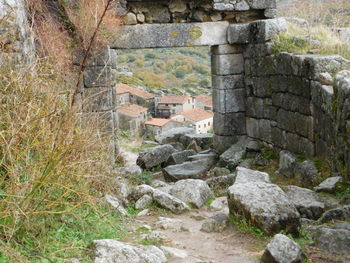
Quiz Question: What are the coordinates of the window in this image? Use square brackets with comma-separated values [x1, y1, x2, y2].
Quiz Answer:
[198, 125, 201, 128]
[192, 105, 194, 109]
[204, 124, 206, 128]
[172, 110, 175, 114]
[208, 122, 211, 126]
[173, 104, 176, 107]
[165, 104, 168, 106]
[188, 99, 190, 104]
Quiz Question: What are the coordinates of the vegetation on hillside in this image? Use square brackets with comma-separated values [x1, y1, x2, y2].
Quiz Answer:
[116, 47, 212, 96]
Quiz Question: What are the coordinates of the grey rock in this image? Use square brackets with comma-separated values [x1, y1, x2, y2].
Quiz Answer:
[181, 133, 214, 150]
[152, 189, 190, 214]
[116, 165, 142, 176]
[209, 167, 231, 177]
[129, 185, 155, 201]
[277, 150, 297, 177]
[137, 144, 176, 170]
[235, 167, 271, 184]
[319, 206, 350, 223]
[200, 213, 228, 233]
[123, 12, 137, 25]
[156, 127, 195, 144]
[314, 176, 343, 193]
[143, 231, 168, 244]
[93, 239, 167, 263]
[169, 179, 214, 208]
[228, 182, 300, 235]
[105, 195, 128, 216]
[284, 186, 324, 220]
[311, 227, 350, 255]
[164, 150, 196, 166]
[219, 138, 248, 168]
[135, 194, 153, 210]
[295, 160, 318, 186]
[163, 159, 214, 182]
[114, 178, 130, 205]
[209, 198, 228, 212]
[261, 234, 305, 263]
[137, 209, 150, 217]
[160, 246, 188, 259]
[155, 217, 184, 231]
[151, 180, 169, 188]
[207, 174, 236, 197]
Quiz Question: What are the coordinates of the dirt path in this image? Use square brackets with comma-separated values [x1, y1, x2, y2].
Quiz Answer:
[132, 198, 264, 263]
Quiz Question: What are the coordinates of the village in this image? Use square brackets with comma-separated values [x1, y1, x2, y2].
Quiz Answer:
[116, 83, 214, 137]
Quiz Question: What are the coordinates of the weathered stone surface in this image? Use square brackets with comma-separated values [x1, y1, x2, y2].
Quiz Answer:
[169, 179, 214, 208]
[228, 182, 300, 235]
[123, 12, 137, 25]
[164, 149, 196, 166]
[212, 74, 245, 90]
[211, 53, 244, 75]
[155, 217, 184, 231]
[181, 133, 214, 150]
[319, 206, 350, 223]
[228, 23, 250, 44]
[111, 22, 229, 49]
[284, 186, 324, 220]
[163, 159, 214, 182]
[200, 213, 228, 233]
[105, 194, 128, 216]
[248, 18, 287, 44]
[93, 239, 167, 263]
[209, 198, 228, 211]
[214, 112, 246, 136]
[213, 134, 240, 153]
[219, 138, 247, 168]
[277, 150, 297, 177]
[129, 184, 155, 201]
[294, 160, 318, 186]
[213, 88, 246, 113]
[311, 227, 350, 255]
[160, 246, 188, 259]
[155, 127, 194, 144]
[135, 194, 153, 210]
[137, 144, 176, 169]
[314, 176, 343, 193]
[152, 189, 190, 214]
[261, 234, 305, 263]
[235, 167, 271, 184]
[207, 174, 236, 196]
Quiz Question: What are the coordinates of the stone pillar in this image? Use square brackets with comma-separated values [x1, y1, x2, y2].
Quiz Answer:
[82, 47, 119, 161]
[211, 44, 247, 152]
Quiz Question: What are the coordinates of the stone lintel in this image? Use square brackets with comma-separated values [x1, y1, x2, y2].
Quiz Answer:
[110, 22, 229, 49]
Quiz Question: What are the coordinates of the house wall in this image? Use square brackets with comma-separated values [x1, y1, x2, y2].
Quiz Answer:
[195, 117, 213, 134]
[117, 93, 130, 105]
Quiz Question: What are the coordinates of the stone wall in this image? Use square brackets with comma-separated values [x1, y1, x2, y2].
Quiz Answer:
[117, 0, 276, 25]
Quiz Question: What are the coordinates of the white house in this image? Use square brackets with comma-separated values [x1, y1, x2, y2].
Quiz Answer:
[156, 95, 195, 118]
[171, 109, 213, 134]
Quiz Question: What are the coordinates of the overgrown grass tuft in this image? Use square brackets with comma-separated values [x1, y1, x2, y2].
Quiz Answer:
[229, 215, 266, 239]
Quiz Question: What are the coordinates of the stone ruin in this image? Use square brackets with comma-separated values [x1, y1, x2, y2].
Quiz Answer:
[1, 0, 349, 178]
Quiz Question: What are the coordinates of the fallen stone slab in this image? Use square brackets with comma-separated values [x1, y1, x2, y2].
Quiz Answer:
[137, 144, 177, 170]
[200, 213, 228, 233]
[169, 179, 214, 208]
[261, 234, 305, 263]
[310, 227, 350, 255]
[164, 149, 197, 167]
[135, 194, 153, 210]
[155, 127, 195, 145]
[105, 194, 128, 216]
[218, 138, 247, 168]
[163, 159, 214, 182]
[180, 133, 214, 150]
[93, 239, 167, 263]
[284, 185, 324, 220]
[235, 167, 271, 184]
[314, 176, 343, 193]
[228, 182, 300, 235]
[153, 189, 190, 214]
[160, 246, 188, 259]
[319, 205, 350, 223]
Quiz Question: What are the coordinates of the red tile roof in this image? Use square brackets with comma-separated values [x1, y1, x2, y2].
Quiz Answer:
[145, 118, 171, 127]
[118, 104, 148, 117]
[176, 109, 213, 122]
[116, 84, 155, 100]
[195, 95, 213, 108]
[159, 95, 191, 105]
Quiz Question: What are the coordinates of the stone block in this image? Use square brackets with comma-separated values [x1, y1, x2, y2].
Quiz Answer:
[111, 22, 229, 49]
[245, 77, 273, 98]
[213, 88, 246, 113]
[83, 87, 115, 112]
[248, 0, 277, 9]
[213, 134, 245, 153]
[211, 54, 244, 75]
[214, 112, 246, 136]
[212, 74, 244, 90]
[246, 97, 276, 120]
[227, 23, 250, 44]
[79, 111, 117, 134]
[311, 81, 334, 115]
[272, 93, 311, 115]
[211, 44, 246, 55]
[243, 43, 274, 58]
[248, 18, 287, 44]
[246, 117, 272, 143]
[84, 66, 112, 87]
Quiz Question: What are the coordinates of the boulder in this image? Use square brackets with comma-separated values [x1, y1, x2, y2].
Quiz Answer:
[129, 185, 155, 201]
[284, 186, 324, 220]
[155, 127, 194, 145]
[228, 182, 300, 235]
[135, 194, 153, 210]
[105, 195, 128, 216]
[162, 159, 213, 182]
[181, 133, 214, 150]
[277, 150, 297, 177]
[314, 176, 343, 193]
[114, 178, 130, 206]
[137, 144, 176, 170]
[93, 239, 167, 263]
[200, 213, 228, 233]
[208, 167, 231, 177]
[295, 160, 318, 186]
[209, 198, 228, 212]
[311, 227, 350, 255]
[116, 164, 142, 176]
[164, 149, 196, 167]
[261, 234, 305, 263]
[152, 189, 190, 214]
[206, 174, 236, 196]
[160, 246, 188, 259]
[218, 139, 247, 168]
[235, 167, 271, 184]
[169, 179, 214, 208]
[319, 205, 350, 223]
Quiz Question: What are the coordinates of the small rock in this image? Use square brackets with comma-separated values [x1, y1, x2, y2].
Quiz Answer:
[200, 213, 228, 233]
[314, 176, 343, 193]
[319, 205, 350, 223]
[235, 167, 271, 184]
[129, 184, 155, 201]
[206, 174, 236, 197]
[137, 209, 150, 217]
[135, 194, 153, 210]
[123, 12, 137, 25]
[261, 234, 305, 263]
[277, 150, 297, 177]
[209, 198, 228, 212]
[190, 214, 206, 221]
[144, 231, 168, 244]
[153, 189, 190, 214]
[105, 194, 128, 216]
[319, 72, 334, 85]
[136, 13, 145, 23]
[155, 127, 194, 145]
[160, 246, 188, 259]
[209, 167, 231, 177]
[155, 217, 184, 231]
[168, 0, 187, 13]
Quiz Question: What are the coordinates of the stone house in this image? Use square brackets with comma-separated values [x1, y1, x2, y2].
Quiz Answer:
[156, 95, 195, 118]
[145, 118, 184, 137]
[117, 103, 149, 135]
[195, 95, 213, 111]
[116, 84, 156, 115]
[171, 109, 213, 134]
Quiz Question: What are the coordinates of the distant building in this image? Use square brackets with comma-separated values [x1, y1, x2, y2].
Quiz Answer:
[116, 84, 156, 115]
[195, 95, 213, 111]
[117, 103, 149, 135]
[156, 95, 195, 118]
[171, 109, 213, 134]
[145, 118, 184, 137]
